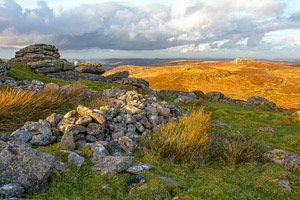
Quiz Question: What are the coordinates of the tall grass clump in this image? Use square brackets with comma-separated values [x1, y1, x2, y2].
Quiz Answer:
[142, 108, 210, 166]
[208, 132, 265, 165]
[0, 87, 84, 132]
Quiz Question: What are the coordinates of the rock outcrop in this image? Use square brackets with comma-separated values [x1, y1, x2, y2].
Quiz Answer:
[264, 149, 300, 168]
[247, 96, 276, 108]
[74, 61, 106, 81]
[233, 57, 256, 64]
[10, 44, 78, 81]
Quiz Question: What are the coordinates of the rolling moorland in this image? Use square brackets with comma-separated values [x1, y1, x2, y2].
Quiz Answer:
[104, 58, 300, 109]
[0, 50, 299, 200]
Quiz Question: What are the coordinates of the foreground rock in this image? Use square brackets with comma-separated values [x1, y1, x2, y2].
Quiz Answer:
[0, 141, 56, 196]
[10, 44, 78, 81]
[91, 156, 134, 175]
[264, 149, 300, 168]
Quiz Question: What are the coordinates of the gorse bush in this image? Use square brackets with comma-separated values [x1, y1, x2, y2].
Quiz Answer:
[0, 87, 84, 132]
[142, 108, 210, 166]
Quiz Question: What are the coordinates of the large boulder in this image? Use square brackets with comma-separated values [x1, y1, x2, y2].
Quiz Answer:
[10, 44, 78, 81]
[0, 141, 56, 194]
[206, 91, 225, 101]
[247, 96, 276, 108]
[104, 71, 129, 82]
[74, 62, 106, 81]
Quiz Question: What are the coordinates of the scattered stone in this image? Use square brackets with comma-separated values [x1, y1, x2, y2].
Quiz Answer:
[60, 131, 75, 150]
[77, 105, 106, 124]
[0, 183, 24, 198]
[264, 149, 300, 168]
[259, 127, 274, 132]
[30, 134, 56, 146]
[91, 156, 134, 174]
[156, 175, 180, 185]
[68, 152, 85, 169]
[0, 61, 10, 82]
[211, 120, 231, 128]
[89, 142, 109, 163]
[10, 130, 32, 143]
[55, 161, 68, 171]
[46, 113, 63, 128]
[125, 163, 152, 174]
[0, 141, 56, 193]
[206, 92, 225, 101]
[270, 179, 292, 191]
[174, 95, 196, 104]
[126, 175, 146, 186]
[247, 96, 276, 108]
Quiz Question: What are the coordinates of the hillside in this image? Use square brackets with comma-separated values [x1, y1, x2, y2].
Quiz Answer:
[104, 59, 300, 109]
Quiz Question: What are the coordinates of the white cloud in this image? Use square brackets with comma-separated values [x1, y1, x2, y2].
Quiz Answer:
[0, 0, 299, 58]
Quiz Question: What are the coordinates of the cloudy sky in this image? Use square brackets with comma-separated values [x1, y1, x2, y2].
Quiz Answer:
[0, 0, 300, 59]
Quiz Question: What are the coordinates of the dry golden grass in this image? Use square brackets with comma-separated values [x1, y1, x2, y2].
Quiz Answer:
[0, 87, 84, 132]
[142, 108, 210, 166]
[106, 60, 300, 109]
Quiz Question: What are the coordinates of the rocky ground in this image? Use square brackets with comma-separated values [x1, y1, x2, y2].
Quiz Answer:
[1, 50, 300, 199]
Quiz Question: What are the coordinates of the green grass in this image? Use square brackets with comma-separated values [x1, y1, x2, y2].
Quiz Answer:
[7, 62, 115, 91]
[25, 100, 300, 200]
[4, 63, 300, 199]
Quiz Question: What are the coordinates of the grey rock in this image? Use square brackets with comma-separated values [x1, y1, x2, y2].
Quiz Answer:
[174, 95, 195, 104]
[125, 163, 152, 174]
[46, 113, 63, 128]
[0, 141, 56, 193]
[55, 161, 67, 171]
[206, 92, 225, 101]
[270, 179, 292, 191]
[107, 141, 122, 154]
[10, 130, 32, 143]
[126, 175, 146, 186]
[264, 149, 300, 168]
[86, 135, 97, 142]
[118, 136, 137, 154]
[156, 175, 180, 185]
[0, 183, 24, 198]
[91, 156, 134, 174]
[60, 131, 75, 150]
[30, 134, 56, 146]
[68, 152, 85, 169]
[87, 123, 104, 135]
[75, 116, 93, 126]
[247, 96, 276, 108]
[89, 142, 109, 163]
[22, 121, 53, 136]
[0, 133, 12, 142]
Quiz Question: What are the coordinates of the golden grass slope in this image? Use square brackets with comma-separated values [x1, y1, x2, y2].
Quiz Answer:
[104, 60, 300, 109]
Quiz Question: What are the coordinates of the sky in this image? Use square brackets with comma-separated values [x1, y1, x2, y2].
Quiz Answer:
[0, 0, 300, 59]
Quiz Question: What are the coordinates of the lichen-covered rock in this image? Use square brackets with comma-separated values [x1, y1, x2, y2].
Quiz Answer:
[0, 141, 56, 193]
[10, 44, 78, 81]
[10, 130, 32, 143]
[247, 96, 276, 108]
[264, 149, 300, 168]
[77, 105, 106, 124]
[126, 175, 146, 186]
[104, 71, 129, 82]
[125, 163, 152, 174]
[0, 61, 10, 82]
[206, 92, 225, 101]
[68, 152, 85, 169]
[46, 113, 63, 128]
[0, 183, 24, 198]
[91, 156, 134, 174]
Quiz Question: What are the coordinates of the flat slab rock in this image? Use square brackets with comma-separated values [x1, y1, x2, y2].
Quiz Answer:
[91, 156, 134, 175]
[264, 149, 300, 168]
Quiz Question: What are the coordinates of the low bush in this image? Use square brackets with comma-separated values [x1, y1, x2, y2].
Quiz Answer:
[0, 87, 84, 132]
[208, 132, 265, 165]
[142, 108, 210, 166]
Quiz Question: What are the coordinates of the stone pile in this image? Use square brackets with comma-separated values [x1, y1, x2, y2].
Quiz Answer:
[0, 61, 10, 82]
[10, 44, 78, 81]
[74, 61, 106, 81]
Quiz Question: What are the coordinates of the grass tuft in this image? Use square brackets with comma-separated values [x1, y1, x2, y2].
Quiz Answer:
[142, 108, 210, 166]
